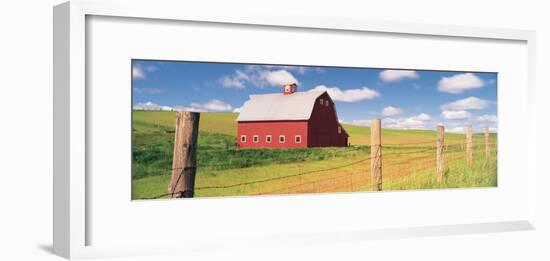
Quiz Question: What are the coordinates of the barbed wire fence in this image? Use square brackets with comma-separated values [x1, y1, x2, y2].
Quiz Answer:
[135, 114, 497, 199]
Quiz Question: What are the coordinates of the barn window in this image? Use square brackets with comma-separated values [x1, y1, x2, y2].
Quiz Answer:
[266, 135, 272, 143]
[295, 135, 302, 144]
[240, 135, 246, 143]
[338, 126, 342, 134]
[253, 135, 259, 143]
[325, 100, 329, 107]
[319, 98, 324, 105]
[279, 135, 286, 143]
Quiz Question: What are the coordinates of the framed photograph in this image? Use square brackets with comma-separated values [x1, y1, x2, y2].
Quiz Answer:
[130, 60, 499, 200]
[54, 0, 536, 259]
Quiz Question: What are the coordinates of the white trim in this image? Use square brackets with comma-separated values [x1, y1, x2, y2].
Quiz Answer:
[253, 135, 259, 143]
[295, 135, 302, 144]
[279, 135, 286, 144]
[240, 135, 247, 143]
[265, 135, 272, 143]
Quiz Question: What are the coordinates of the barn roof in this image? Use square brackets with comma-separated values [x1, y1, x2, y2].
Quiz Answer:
[236, 91, 327, 122]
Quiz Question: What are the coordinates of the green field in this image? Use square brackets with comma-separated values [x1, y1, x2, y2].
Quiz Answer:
[132, 110, 497, 200]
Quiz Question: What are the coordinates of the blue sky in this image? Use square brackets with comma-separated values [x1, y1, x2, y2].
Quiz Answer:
[132, 60, 497, 133]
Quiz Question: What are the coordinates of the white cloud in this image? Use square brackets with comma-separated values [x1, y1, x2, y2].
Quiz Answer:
[379, 70, 418, 82]
[440, 96, 491, 110]
[383, 113, 432, 130]
[261, 70, 298, 86]
[220, 76, 245, 89]
[383, 118, 424, 129]
[133, 102, 206, 112]
[350, 113, 431, 129]
[474, 114, 498, 123]
[308, 85, 380, 102]
[438, 73, 484, 94]
[133, 99, 234, 112]
[132, 66, 146, 79]
[232, 106, 243, 113]
[412, 113, 431, 121]
[132, 64, 158, 80]
[382, 106, 403, 116]
[190, 99, 233, 112]
[219, 66, 299, 89]
[446, 126, 465, 133]
[219, 70, 249, 89]
[441, 121, 497, 133]
[351, 119, 372, 126]
[172, 106, 208, 112]
[441, 110, 472, 120]
[261, 65, 308, 74]
[133, 87, 162, 94]
[133, 101, 173, 111]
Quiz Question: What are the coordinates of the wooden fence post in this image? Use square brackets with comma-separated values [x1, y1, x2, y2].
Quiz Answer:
[466, 125, 473, 167]
[371, 118, 382, 191]
[168, 111, 200, 198]
[436, 125, 445, 182]
[484, 127, 490, 159]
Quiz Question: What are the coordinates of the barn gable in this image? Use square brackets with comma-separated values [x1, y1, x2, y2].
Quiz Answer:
[236, 90, 326, 122]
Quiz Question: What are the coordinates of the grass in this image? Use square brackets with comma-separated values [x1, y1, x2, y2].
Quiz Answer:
[133, 110, 237, 136]
[382, 149, 498, 191]
[131, 110, 498, 200]
[342, 123, 493, 146]
[132, 118, 369, 179]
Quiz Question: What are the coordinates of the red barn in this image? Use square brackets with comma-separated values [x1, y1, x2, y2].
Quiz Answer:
[236, 83, 348, 149]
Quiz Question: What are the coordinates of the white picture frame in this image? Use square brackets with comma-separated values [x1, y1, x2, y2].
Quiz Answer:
[53, 0, 537, 259]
